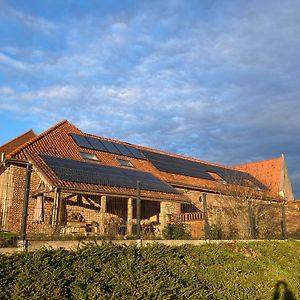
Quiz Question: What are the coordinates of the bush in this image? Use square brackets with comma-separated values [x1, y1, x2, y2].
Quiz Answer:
[0, 231, 19, 248]
[162, 223, 192, 240]
[287, 228, 300, 239]
[0, 241, 299, 299]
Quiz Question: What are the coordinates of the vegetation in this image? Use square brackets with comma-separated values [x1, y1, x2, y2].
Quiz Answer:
[209, 178, 284, 240]
[0, 231, 18, 247]
[162, 223, 192, 240]
[0, 240, 299, 299]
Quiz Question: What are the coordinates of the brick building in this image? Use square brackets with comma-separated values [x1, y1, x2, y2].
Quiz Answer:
[0, 120, 299, 239]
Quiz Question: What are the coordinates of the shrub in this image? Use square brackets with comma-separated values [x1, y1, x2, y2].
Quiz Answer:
[0, 241, 299, 299]
[0, 231, 19, 248]
[162, 223, 192, 240]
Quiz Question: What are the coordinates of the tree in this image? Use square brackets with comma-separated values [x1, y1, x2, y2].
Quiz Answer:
[207, 176, 283, 240]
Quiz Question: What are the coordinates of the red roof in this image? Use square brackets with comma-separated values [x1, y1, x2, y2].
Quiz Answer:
[233, 157, 283, 195]
[0, 129, 36, 155]
[8, 121, 188, 202]
[6, 120, 286, 201]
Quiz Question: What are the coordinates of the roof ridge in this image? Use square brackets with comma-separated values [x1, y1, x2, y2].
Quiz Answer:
[83, 131, 138, 146]
[0, 129, 36, 149]
[137, 145, 226, 167]
[8, 120, 77, 158]
[233, 156, 283, 167]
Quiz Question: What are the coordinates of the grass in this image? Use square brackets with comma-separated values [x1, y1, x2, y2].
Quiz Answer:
[0, 240, 299, 299]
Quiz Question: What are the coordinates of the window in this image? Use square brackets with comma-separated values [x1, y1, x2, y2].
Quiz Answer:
[243, 179, 261, 190]
[117, 159, 134, 168]
[207, 171, 226, 184]
[33, 195, 44, 223]
[181, 203, 201, 213]
[80, 152, 99, 161]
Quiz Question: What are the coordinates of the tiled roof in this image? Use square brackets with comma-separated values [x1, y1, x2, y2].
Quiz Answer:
[232, 157, 283, 195]
[10, 121, 188, 202]
[8, 120, 284, 201]
[0, 129, 36, 155]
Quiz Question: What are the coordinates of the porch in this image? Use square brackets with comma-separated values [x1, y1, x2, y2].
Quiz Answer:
[30, 189, 192, 239]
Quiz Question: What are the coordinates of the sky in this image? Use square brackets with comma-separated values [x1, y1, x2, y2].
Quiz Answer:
[0, 0, 299, 198]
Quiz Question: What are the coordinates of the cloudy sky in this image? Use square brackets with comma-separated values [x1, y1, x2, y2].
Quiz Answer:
[0, 0, 299, 197]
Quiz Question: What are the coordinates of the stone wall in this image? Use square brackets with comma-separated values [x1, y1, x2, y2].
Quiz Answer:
[186, 220, 204, 239]
[2, 163, 299, 240]
[5, 166, 54, 235]
[184, 189, 285, 239]
[285, 201, 300, 237]
[0, 166, 24, 232]
[165, 201, 181, 215]
[0, 166, 14, 230]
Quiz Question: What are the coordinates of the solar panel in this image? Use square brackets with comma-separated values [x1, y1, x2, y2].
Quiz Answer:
[126, 145, 145, 159]
[113, 143, 133, 157]
[70, 133, 146, 160]
[100, 140, 122, 155]
[142, 150, 214, 180]
[142, 150, 266, 189]
[42, 155, 178, 194]
[70, 133, 93, 149]
[86, 137, 107, 152]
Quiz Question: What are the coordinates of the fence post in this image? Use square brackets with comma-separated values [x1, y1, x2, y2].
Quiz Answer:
[52, 188, 61, 232]
[247, 200, 256, 239]
[99, 195, 107, 235]
[20, 163, 33, 249]
[281, 204, 287, 239]
[136, 181, 141, 241]
[202, 193, 209, 239]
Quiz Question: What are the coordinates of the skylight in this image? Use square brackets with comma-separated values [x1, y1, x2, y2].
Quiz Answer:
[80, 152, 99, 161]
[207, 171, 227, 184]
[117, 159, 134, 168]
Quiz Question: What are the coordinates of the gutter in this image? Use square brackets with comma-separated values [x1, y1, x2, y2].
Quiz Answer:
[55, 186, 191, 203]
[0, 157, 31, 174]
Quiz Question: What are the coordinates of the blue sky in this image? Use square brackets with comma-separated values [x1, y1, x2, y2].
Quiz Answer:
[0, 0, 299, 198]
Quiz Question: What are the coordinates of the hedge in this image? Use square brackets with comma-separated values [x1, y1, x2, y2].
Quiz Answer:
[0, 241, 299, 299]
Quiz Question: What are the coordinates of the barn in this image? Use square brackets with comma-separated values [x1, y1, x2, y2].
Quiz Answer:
[0, 120, 298, 241]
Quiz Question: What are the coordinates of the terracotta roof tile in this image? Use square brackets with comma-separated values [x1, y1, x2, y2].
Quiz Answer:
[232, 157, 283, 194]
[9, 120, 284, 201]
[0, 129, 36, 155]
[10, 121, 188, 202]
[8, 120, 80, 159]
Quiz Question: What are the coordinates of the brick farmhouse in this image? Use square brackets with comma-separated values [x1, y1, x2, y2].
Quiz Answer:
[0, 120, 299, 239]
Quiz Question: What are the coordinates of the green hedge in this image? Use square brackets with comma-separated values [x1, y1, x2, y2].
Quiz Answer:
[0, 241, 299, 299]
[162, 223, 192, 240]
[0, 232, 18, 248]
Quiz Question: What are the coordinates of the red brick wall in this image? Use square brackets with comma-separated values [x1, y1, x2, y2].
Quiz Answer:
[6, 166, 54, 235]
[5, 166, 25, 233]
[186, 220, 204, 239]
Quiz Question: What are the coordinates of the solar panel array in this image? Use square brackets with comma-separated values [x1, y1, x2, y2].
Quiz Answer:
[142, 150, 266, 189]
[70, 133, 145, 160]
[42, 155, 178, 194]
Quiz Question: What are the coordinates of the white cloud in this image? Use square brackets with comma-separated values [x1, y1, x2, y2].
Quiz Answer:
[0, 52, 29, 71]
[1, 0, 300, 196]
[0, 86, 14, 94]
[5, 7, 57, 32]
